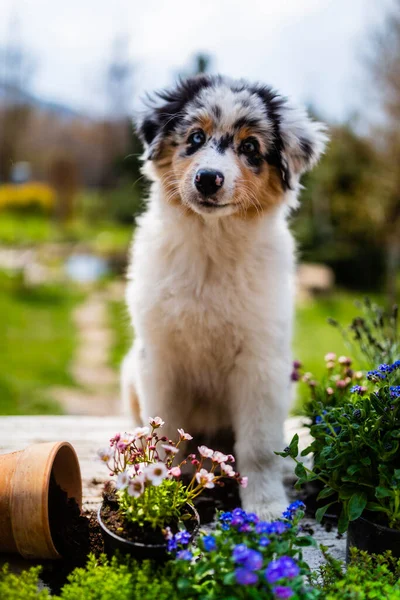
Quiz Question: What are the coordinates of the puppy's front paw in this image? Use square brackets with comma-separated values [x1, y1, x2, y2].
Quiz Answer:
[243, 500, 287, 522]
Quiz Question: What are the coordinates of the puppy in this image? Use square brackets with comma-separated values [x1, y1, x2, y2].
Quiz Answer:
[121, 75, 326, 519]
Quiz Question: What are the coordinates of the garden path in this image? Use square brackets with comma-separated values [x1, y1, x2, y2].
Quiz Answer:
[50, 284, 124, 416]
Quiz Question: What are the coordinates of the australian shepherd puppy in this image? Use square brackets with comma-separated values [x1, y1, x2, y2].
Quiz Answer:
[122, 75, 327, 519]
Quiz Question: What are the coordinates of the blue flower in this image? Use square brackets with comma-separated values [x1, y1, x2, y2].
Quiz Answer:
[243, 549, 263, 571]
[265, 556, 300, 583]
[235, 568, 258, 586]
[175, 530, 191, 545]
[176, 550, 192, 561]
[245, 512, 259, 524]
[315, 415, 323, 424]
[167, 537, 178, 552]
[390, 386, 400, 398]
[202, 535, 216, 552]
[367, 369, 386, 381]
[219, 511, 233, 524]
[379, 363, 392, 373]
[255, 521, 271, 534]
[282, 500, 305, 521]
[259, 536, 270, 547]
[232, 544, 250, 564]
[273, 585, 294, 599]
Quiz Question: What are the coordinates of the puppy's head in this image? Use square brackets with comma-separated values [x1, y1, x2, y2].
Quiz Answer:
[137, 75, 327, 218]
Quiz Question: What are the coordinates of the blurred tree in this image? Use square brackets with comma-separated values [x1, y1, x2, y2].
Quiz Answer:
[364, 0, 400, 300]
[294, 123, 385, 290]
[0, 15, 36, 182]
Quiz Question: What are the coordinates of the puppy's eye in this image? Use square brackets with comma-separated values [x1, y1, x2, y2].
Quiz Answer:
[188, 130, 206, 148]
[240, 138, 259, 156]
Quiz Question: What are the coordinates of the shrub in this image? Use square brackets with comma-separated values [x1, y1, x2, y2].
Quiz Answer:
[0, 565, 50, 600]
[313, 547, 400, 599]
[0, 183, 55, 213]
[278, 360, 400, 532]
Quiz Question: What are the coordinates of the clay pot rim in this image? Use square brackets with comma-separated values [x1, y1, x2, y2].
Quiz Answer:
[97, 502, 200, 549]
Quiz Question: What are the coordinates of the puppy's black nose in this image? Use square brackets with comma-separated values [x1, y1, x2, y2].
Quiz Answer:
[194, 169, 224, 197]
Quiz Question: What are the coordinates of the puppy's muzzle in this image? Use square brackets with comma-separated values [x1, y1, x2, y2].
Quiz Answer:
[194, 169, 224, 197]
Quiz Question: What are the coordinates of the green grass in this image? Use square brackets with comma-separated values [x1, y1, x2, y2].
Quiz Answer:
[0, 270, 82, 415]
[293, 290, 384, 411]
[108, 299, 132, 371]
[0, 211, 132, 253]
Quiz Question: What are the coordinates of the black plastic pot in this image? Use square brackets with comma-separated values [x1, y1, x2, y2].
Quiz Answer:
[346, 516, 400, 562]
[97, 503, 200, 560]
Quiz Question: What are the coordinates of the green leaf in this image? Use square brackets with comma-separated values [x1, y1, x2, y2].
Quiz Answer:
[347, 464, 360, 476]
[289, 434, 299, 458]
[315, 502, 335, 523]
[348, 492, 367, 521]
[295, 462, 307, 479]
[222, 572, 236, 586]
[360, 456, 371, 466]
[366, 502, 390, 513]
[317, 487, 336, 501]
[375, 486, 393, 499]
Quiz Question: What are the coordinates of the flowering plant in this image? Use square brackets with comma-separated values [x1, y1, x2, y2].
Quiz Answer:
[98, 417, 247, 531]
[278, 360, 400, 533]
[293, 354, 366, 420]
[166, 502, 318, 599]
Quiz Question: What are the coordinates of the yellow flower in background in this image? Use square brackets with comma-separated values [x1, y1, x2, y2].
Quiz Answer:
[0, 182, 56, 211]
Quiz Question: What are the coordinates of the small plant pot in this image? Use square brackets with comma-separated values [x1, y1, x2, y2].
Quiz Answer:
[98, 503, 200, 561]
[346, 516, 400, 561]
[0, 442, 82, 560]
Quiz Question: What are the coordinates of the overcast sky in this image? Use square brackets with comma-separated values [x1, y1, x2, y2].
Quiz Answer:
[0, 0, 391, 122]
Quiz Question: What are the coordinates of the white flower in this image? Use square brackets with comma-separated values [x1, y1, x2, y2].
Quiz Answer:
[119, 432, 134, 445]
[221, 462, 235, 477]
[127, 474, 145, 498]
[239, 476, 248, 488]
[144, 462, 168, 486]
[149, 416, 165, 428]
[162, 444, 179, 455]
[177, 428, 193, 440]
[116, 471, 130, 490]
[198, 445, 213, 458]
[97, 447, 113, 463]
[212, 451, 228, 464]
[133, 426, 150, 439]
[196, 468, 215, 489]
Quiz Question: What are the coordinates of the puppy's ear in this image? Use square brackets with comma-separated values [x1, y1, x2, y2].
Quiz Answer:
[277, 102, 328, 189]
[136, 75, 214, 161]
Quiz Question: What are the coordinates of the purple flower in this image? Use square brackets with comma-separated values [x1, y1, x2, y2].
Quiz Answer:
[175, 530, 191, 545]
[273, 585, 294, 599]
[265, 556, 300, 583]
[255, 521, 271, 534]
[202, 535, 216, 552]
[245, 512, 259, 524]
[235, 568, 258, 586]
[167, 537, 178, 552]
[176, 550, 192, 561]
[232, 544, 250, 564]
[390, 386, 400, 398]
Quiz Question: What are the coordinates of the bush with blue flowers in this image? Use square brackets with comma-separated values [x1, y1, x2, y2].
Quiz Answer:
[167, 502, 320, 599]
[278, 359, 400, 533]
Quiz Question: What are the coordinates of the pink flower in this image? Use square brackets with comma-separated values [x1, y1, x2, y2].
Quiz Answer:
[133, 426, 150, 439]
[338, 356, 352, 366]
[198, 445, 214, 458]
[336, 379, 346, 389]
[226, 454, 235, 463]
[326, 387, 334, 395]
[144, 462, 168, 486]
[97, 447, 113, 463]
[127, 474, 145, 498]
[221, 462, 235, 477]
[162, 444, 179, 455]
[196, 468, 215, 489]
[169, 466, 181, 478]
[326, 361, 335, 370]
[117, 432, 134, 451]
[212, 451, 229, 464]
[149, 416, 165, 428]
[239, 476, 248, 488]
[324, 352, 336, 362]
[177, 428, 193, 440]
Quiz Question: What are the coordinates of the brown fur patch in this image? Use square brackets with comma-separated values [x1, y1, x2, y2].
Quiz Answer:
[234, 161, 284, 220]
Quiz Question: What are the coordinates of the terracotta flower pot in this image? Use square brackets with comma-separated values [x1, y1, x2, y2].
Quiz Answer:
[98, 502, 200, 560]
[346, 515, 400, 562]
[0, 441, 82, 560]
